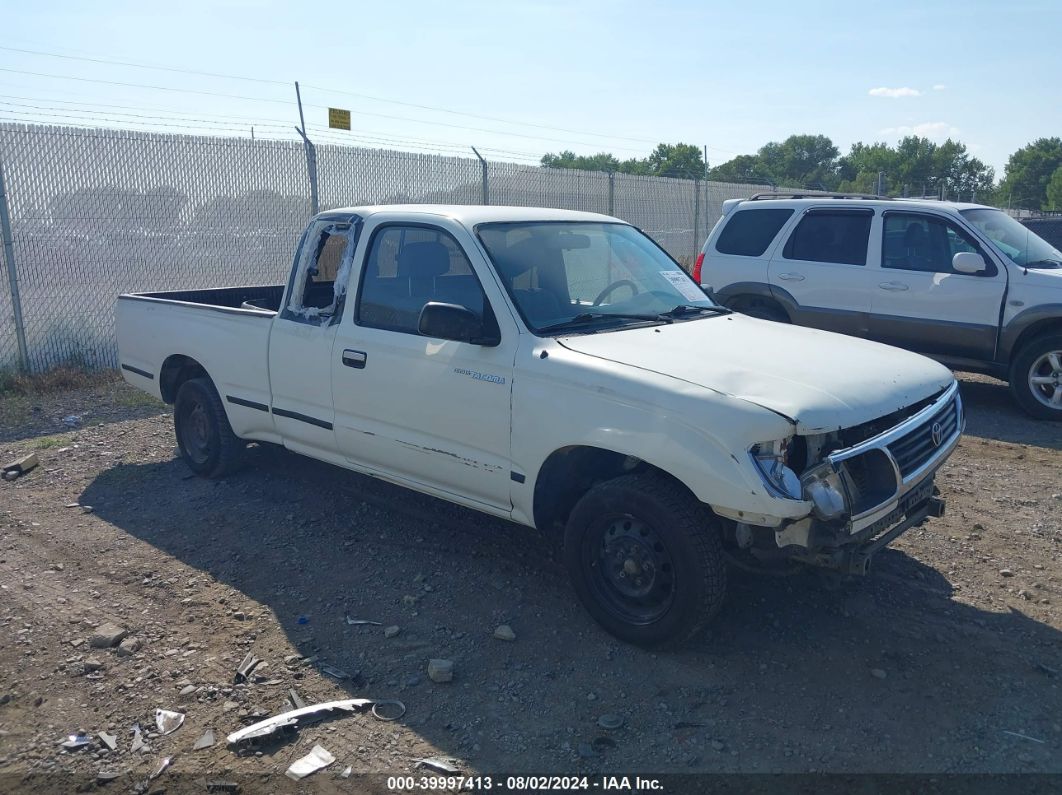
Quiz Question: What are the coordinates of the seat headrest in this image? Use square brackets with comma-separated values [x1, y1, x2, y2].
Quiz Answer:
[903, 223, 928, 248]
[397, 242, 451, 279]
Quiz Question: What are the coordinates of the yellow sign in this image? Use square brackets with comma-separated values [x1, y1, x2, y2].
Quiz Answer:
[328, 108, 351, 130]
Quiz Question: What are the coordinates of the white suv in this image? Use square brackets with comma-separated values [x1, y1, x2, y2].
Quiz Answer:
[695, 194, 1062, 419]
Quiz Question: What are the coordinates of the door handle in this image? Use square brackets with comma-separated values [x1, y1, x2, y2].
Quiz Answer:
[878, 281, 909, 291]
[777, 272, 805, 281]
[342, 349, 367, 369]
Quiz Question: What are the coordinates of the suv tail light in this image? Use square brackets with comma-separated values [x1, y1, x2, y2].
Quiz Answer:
[692, 252, 705, 284]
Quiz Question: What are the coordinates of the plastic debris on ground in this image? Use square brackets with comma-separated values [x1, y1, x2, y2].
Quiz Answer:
[98, 731, 118, 751]
[345, 616, 382, 626]
[149, 756, 172, 780]
[155, 708, 185, 735]
[285, 744, 335, 781]
[130, 724, 146, 753]
[226, 698, 404, 745]
[234, 652, 262, 684]
[60, 732, 92, 750]
[193, 729, 216, 750]
[415, 757, 461, 774]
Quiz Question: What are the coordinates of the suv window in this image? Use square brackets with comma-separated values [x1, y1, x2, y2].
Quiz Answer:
[356, 225, 490, 334]
[783, 210, 872, 266]
[715, 209, 794, 257]
[882, 213, 996, 276]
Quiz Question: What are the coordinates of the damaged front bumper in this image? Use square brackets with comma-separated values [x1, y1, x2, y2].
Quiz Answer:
[759, 381, 963, 573]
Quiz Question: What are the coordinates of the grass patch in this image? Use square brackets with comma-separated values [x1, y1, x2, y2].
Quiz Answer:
[33, 434, 73, 449]
[0, 365, 119, 398]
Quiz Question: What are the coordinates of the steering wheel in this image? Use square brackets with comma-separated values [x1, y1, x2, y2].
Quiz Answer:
[593, 279, 639, 306]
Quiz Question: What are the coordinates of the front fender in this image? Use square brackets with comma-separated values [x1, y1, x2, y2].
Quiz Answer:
[511, 344, 810, 527]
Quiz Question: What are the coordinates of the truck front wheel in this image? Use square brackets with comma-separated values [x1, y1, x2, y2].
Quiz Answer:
[174, 377, 244, 477]
[1010, 333, 1062, 421]
[563, 473, 727, 647]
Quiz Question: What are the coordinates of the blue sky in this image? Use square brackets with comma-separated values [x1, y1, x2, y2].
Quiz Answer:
[0, 0, 1058, 176]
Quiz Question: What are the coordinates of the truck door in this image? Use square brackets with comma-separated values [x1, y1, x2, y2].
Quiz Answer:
[868, 211, 1006, 360]
[267, 218, 359, 458]
[767, 207, 877, 337]
[331, 220, 517, 512]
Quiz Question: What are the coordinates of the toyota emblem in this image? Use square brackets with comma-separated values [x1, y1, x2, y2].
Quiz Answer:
[931, 421, 943, 447]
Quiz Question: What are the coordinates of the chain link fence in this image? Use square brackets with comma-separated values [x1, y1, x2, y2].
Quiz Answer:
[0, 122, 770, 372]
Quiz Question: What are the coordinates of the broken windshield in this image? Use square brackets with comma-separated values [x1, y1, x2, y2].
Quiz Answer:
[476, 221, 718, 334]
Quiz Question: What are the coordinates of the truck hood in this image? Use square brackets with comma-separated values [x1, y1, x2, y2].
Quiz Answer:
[556, 314, 954, 433]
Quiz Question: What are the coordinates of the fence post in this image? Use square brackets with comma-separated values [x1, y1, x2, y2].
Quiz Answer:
[294, 81, 319, 215]
[471, 147, 489, 205]
[607, 171, 615, 216]
[692, 178, 701, 258]
[0, 154, 29, 372]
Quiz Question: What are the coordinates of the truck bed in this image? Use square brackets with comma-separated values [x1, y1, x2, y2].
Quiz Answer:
[127, 284, 285, 313]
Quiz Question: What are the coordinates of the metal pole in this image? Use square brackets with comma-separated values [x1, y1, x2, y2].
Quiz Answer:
[607, 171, 615, 216]
[692, 178, 701, 257]
[471, 147, 489, 205]
[294, 81, 319, 216]
[876, 171, 885, 197]
[0, 155, 29, 371]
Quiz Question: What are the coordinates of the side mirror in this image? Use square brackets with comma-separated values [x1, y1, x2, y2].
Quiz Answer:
[952, 251, 987, 274]
[418, 302, 500, 346]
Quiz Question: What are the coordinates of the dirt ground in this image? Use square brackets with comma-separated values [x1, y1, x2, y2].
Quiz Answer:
[0, 372, 1060, 791]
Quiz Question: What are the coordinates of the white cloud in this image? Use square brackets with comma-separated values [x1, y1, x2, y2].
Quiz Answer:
[869, 86, 922, 98]
[879, 121, 961, 139]
[932, 84, 947, 91]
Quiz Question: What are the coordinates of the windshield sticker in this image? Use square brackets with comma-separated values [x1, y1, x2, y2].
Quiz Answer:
[659, 270, 706, 302]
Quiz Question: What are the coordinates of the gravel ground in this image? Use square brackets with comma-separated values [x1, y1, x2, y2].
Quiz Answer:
[0, 372, 1060, 791]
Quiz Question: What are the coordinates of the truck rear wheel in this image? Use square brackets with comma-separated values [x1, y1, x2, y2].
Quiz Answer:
[174, 377, 244, 477]
[563, 472, 727, 647]
[1010, 333, 1062, 421]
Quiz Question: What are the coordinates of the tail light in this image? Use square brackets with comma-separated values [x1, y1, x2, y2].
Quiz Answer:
[692, 252, 705, 283]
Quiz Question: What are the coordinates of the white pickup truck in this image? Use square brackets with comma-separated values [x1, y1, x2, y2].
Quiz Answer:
[117, 205, 962, 646]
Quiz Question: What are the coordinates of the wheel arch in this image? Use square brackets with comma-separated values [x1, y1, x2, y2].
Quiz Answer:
[714, 281, 793, 320]
[531, 445, 700, 531]
[159, 354, 212, 404]
[1003, 310, 1062, 368]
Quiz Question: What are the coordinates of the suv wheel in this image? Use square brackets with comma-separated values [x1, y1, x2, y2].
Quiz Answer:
[563, 472, 726, 647]
[1010, 333, 1062, 420]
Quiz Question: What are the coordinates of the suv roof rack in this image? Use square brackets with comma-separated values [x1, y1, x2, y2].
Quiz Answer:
[747, 192, 891, 201]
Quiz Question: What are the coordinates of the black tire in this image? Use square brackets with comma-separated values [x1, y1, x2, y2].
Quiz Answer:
[1009, 333, 1062, 421]
[736, 299, 789, 323]
[563, 472, 727, 647]
[174, 377, 244, 477]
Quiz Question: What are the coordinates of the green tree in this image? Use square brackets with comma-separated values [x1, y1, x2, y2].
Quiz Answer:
[757, 134, 840, 189]
[1047, 166, 1062, 211]
[540, 150, 622, 172]
[708, 154, 769, 184]
[645, 143, 706, 179]
[540, 143, 705, 180]
[1000, 138, 1062, 210]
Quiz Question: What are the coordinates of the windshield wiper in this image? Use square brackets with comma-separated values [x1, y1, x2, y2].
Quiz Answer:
[537, 312, 668, 333]
[659, 304, 731, 318]
[1024, 259, 1062, 269]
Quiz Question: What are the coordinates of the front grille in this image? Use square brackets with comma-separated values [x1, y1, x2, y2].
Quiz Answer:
[887, 397, 958, 478]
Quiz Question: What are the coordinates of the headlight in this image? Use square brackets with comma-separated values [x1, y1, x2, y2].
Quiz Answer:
[749, 438, 802, 499]
[801, 464, 847, 520]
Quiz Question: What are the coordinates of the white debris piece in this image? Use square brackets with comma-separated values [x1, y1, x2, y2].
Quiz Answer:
[155, 709, 185, 735]
[285, 744, 335, 781]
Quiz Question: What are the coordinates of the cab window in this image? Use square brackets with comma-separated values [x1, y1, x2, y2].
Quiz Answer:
[356, 225, 493, 335]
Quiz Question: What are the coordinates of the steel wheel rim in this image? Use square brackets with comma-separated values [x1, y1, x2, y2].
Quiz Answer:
[1028, 350, 1062, 409]
[583, 513, 676, 625]
[179, 398, 213, 464]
